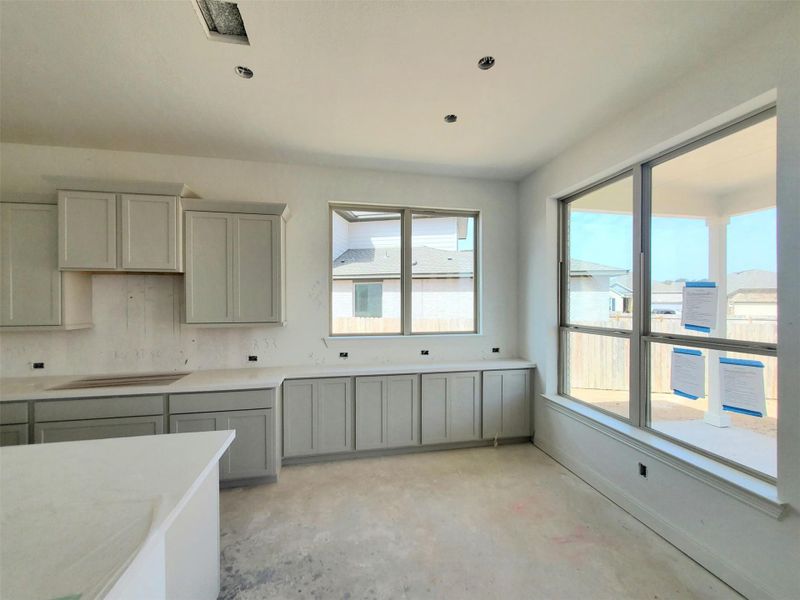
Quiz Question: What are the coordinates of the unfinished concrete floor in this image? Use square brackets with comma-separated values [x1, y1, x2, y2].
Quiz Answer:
[219, 443, 741, 600]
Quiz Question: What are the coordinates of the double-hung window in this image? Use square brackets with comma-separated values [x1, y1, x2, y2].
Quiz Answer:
[331, 205, 479, 336]
[559, 107, 778, 479]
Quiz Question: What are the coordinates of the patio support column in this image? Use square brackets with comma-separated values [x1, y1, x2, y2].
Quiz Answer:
[705, 215, 732, 427]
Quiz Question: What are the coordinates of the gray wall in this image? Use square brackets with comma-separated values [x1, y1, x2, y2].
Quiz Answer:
[0, 150, 518, 376]
[518, 8, 799, 599]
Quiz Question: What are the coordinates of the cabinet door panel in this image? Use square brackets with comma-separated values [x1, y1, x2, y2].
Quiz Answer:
[386, 375, 419, 448]
[448, 372, 480, 443]
[500, 370, 530, 438]
[58, 191, 117, 269]
[355, 377, 385, 450]
[170, 413, 217, 434]
[34, 415, 163, 443]
[283, 381, 315, 457]
[185, 212, 233, 323]
[421, 374, 448, 444]
[481, 371, 503, 440]
[1, 203, 61, 326]
[234, 214, 277, 322]
[121, 194, 178, 271]
[317, 378, 352, 454]
[219, 410, 273, 480]
[0, 424, 28, 446]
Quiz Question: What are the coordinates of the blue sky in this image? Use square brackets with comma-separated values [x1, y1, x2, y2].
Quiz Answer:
[570, 208, 776, 281]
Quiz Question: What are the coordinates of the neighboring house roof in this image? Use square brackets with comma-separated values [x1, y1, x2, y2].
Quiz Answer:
[612, 269, 777, 297]
[728, 289, 777, 303]
[333, 247, 473, 279]
[570, 259, 629, 277]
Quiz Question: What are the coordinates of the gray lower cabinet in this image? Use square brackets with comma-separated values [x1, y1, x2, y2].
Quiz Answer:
[170, 409, 275, 481]
[482, 369, 531, 440]
[168, 389, 277, 482]
[421, 371, 481, 444]
[355, 375, 419, 450]
[34, 415, 164, 443]
[283, 378, 352, 457]
[0, 424, 28, 446]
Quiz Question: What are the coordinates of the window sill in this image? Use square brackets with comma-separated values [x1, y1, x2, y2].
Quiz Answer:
[541, 393, 785, 519]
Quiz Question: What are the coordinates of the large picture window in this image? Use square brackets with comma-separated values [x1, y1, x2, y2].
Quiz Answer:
[331, 205, 479, 336]
[559, 107, 778, 479]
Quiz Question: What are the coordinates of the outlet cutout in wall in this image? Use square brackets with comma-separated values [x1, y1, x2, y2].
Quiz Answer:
[638, 463, 648, 478]
[339, 352, 349, 359]
[248, 355, 258, 362]
[492, 347, 500, 353]
[420, 350, 430, 356]
[32, 362, 45, 370]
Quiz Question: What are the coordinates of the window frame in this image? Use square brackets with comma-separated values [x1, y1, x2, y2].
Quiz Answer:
[557, 105, 778, 482]
[329, 203, 480, 337]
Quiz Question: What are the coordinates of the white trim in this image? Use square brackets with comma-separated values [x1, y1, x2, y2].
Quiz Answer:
[541, 394, 784, 519]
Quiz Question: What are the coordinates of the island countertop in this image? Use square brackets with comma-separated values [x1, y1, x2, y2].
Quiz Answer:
[0, 430, 234, 599]
[0, 359, 535, 402]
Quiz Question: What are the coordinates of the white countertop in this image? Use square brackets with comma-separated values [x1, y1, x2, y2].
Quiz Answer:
[0, 430, 234, 600]
[0, 359, 535, 402]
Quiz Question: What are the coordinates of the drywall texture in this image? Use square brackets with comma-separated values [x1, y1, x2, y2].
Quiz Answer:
[0, 150, 518, 377]
[518, 9, 799, 600]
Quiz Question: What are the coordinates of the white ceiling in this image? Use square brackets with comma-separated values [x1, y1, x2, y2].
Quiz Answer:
[0, 1, 788, 181]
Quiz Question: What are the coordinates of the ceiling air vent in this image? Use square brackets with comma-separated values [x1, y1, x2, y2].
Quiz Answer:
[193, 0, 249, 45]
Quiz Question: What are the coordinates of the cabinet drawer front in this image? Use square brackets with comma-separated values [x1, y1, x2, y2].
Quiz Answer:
[35, 395, 164, 422]
[0, 402, 29, 425]
[34, 415, 164, 443]
[169, 389, 273, 414]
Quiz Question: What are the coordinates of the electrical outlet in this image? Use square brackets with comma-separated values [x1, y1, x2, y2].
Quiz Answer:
[492, 347, 500, 353]
[339, 352, 349, 359]
[638, 463, 648, 478]
[420, 350, 430, 356]
[32, 362, 44, 370]
[248, 355, 258, 362]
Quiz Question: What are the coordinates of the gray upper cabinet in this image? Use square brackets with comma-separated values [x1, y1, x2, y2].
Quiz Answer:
[482, 370, 531, 440]
[58, 190, 117, 270]
[185, 211, 234, 323]
[58, 190, 182, 272]
[1, 203, 92, 330]
[185, 210, 285, 324]
[421, 371, 481, 444]
[356, 374, 419, 450]
[121, 194, 180, 271]
[283, 378, 352, 457]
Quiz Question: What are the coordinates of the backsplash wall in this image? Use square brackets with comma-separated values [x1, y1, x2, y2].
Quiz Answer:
[0, 143, 520, 377]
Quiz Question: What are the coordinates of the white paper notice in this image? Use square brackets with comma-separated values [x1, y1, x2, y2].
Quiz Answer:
[670, 349, 705, 400]
[681, 282, 718, 332]
[719, 358, 766, 417]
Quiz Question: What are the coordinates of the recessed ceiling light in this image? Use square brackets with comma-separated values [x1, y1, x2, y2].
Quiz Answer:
[478, 56, 495, 70]
[444, 114, 458, 124]
[235, 65, 254, 79]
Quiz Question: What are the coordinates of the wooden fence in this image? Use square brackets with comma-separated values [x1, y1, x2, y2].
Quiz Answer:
[569, 316, 778, 399]
[332, 317, 474, 335]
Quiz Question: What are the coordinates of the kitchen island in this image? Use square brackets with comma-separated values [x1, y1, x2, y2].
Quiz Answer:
[0, 430, 234, 600]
